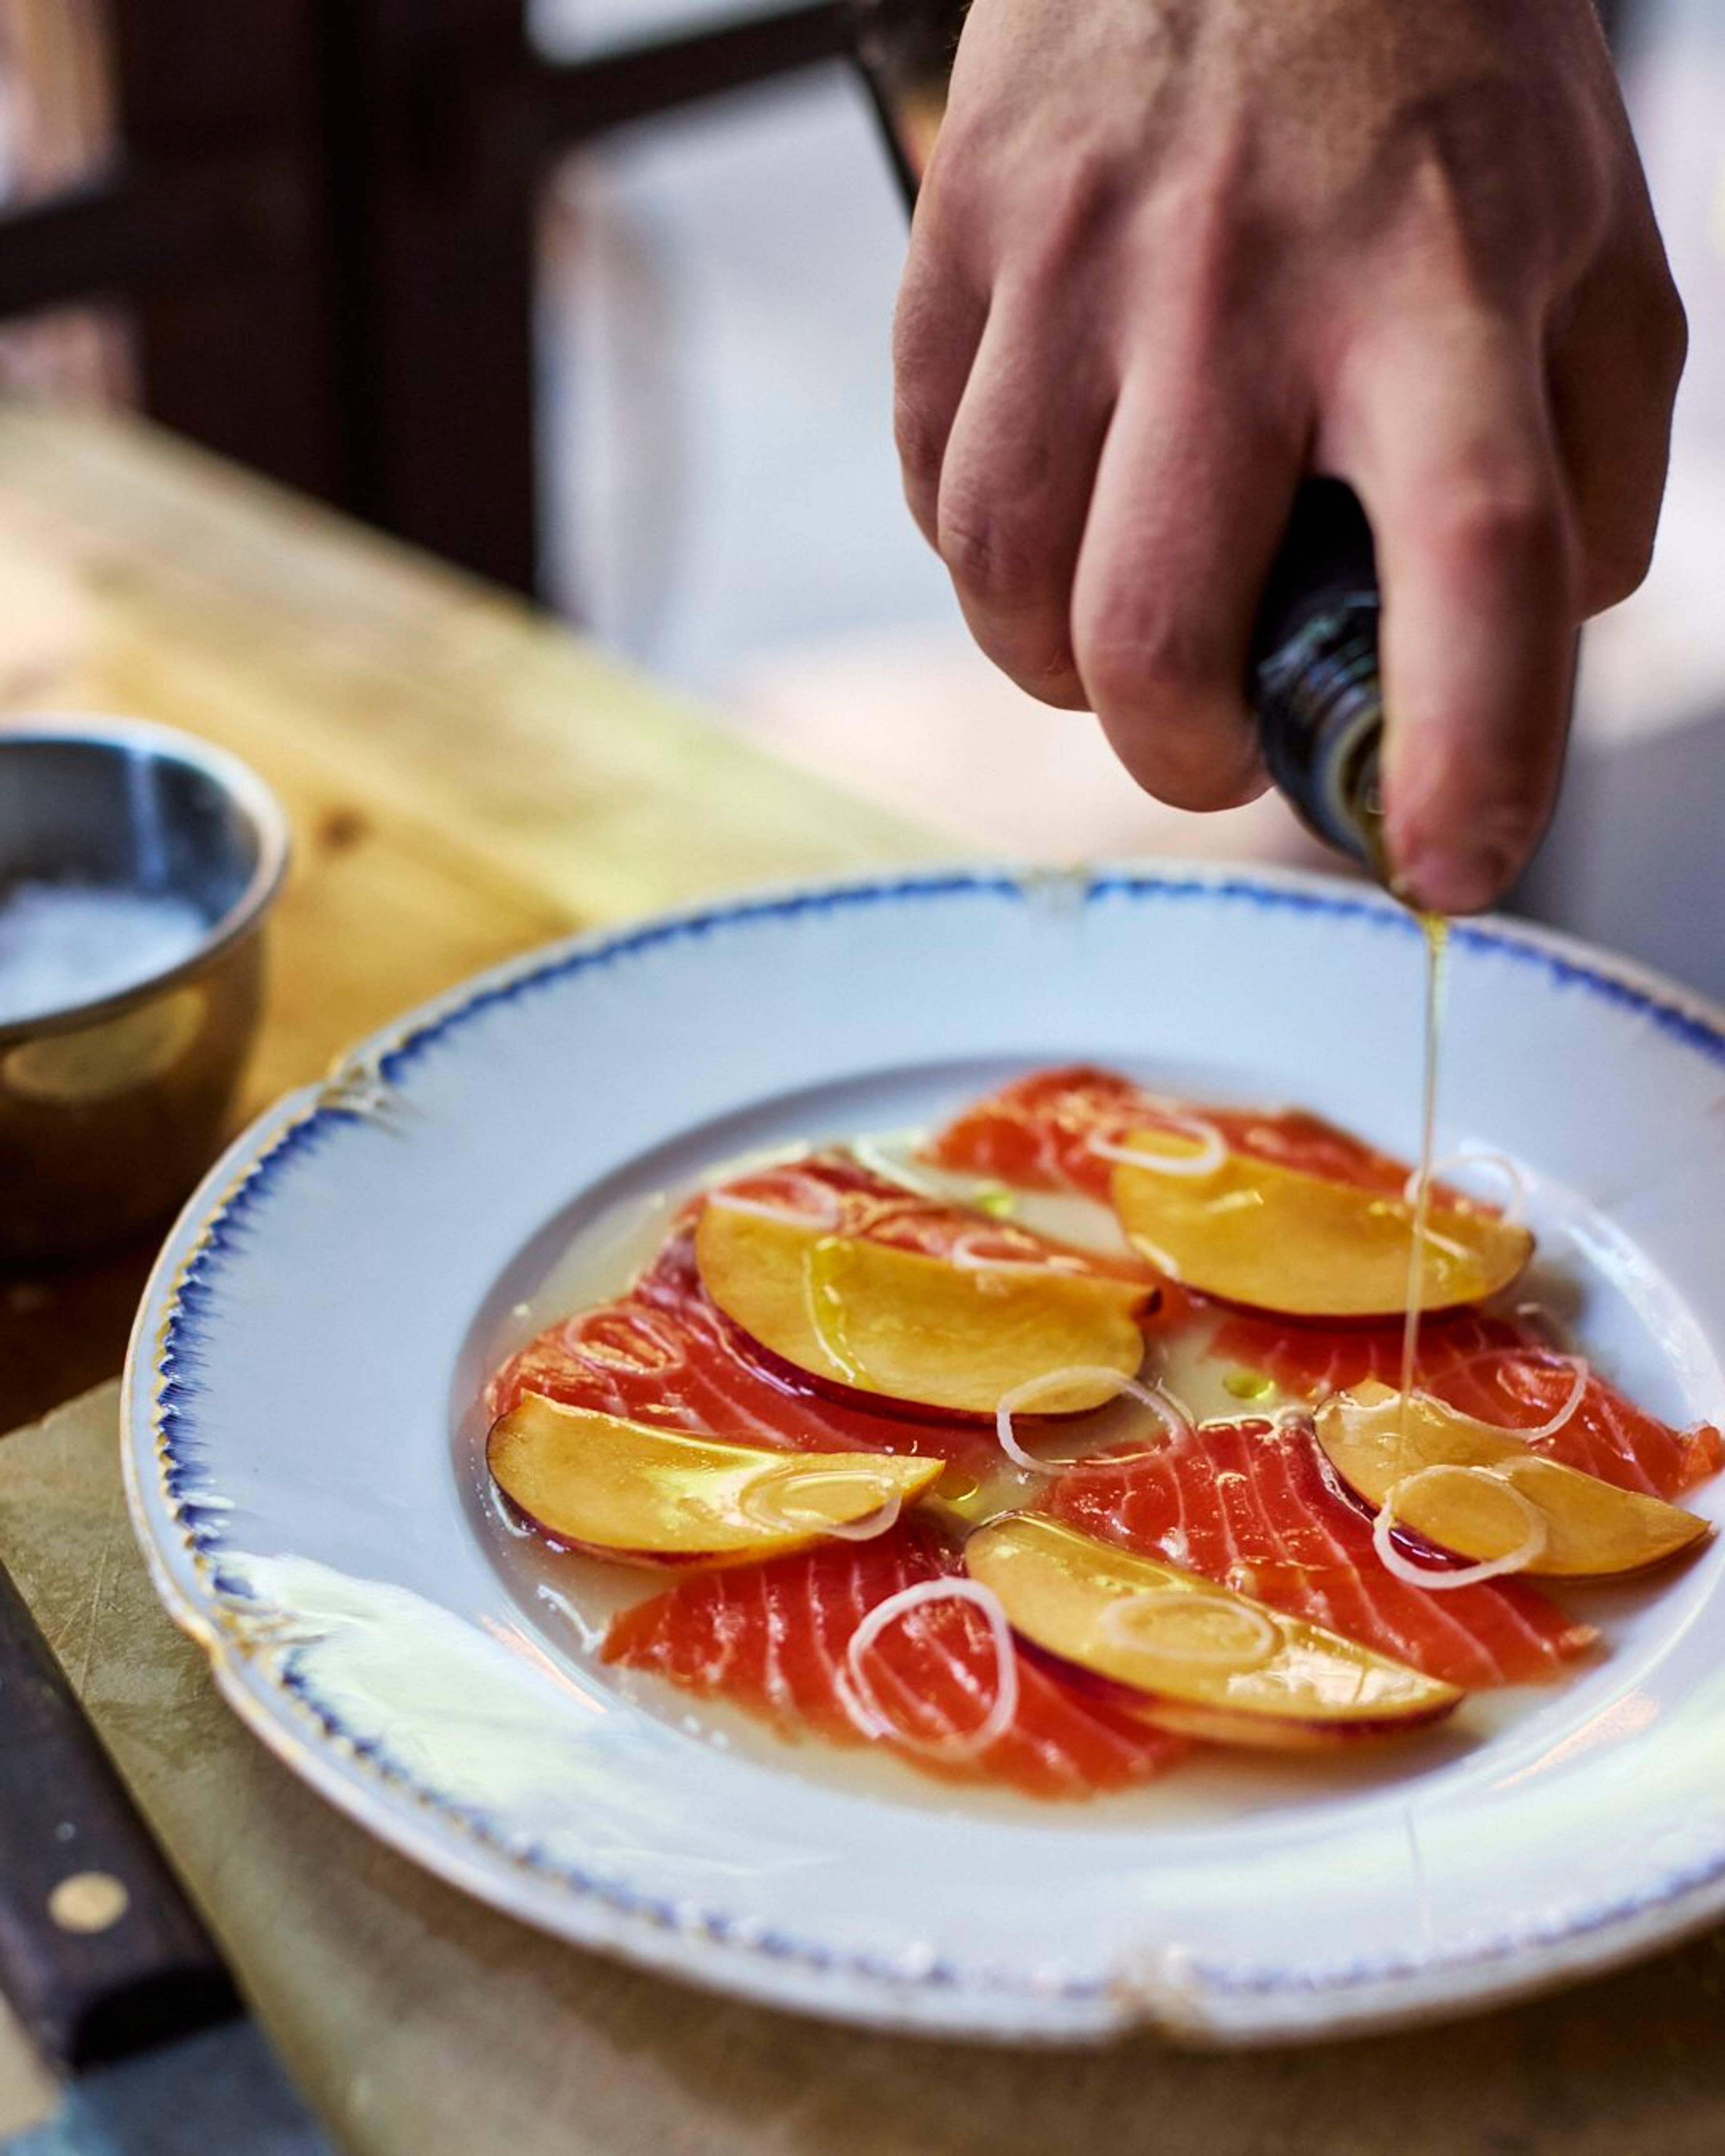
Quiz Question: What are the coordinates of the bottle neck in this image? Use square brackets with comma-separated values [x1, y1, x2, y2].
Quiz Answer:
[1253, 591, 1385, 872]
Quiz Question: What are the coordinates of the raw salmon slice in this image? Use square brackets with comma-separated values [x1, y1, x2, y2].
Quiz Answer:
[1044, 1418, 1596, 1690]
[925, 1065, 1416, 1204]
[1210, 1309, 1725, 1501]
[489, 1156, 1144, 1466]
[602, 1516, 1187, 1799]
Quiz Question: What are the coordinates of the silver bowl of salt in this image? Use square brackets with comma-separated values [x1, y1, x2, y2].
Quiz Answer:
[0, 716, 289, 1262]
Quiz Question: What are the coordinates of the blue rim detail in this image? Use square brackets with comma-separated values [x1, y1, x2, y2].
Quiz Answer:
[146, 867, 1725, 2015]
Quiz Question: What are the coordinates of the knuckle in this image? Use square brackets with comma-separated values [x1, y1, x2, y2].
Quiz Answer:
[1428, 468, 1570, 574]
[1075, 605, 1211, 718]
[1011, 150, 1134, 283]
[938, 496, 1057, 613]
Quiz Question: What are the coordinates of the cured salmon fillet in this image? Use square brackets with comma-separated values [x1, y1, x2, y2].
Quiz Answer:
[603, 1516, 1186, 1799]
[1210, 1309, 1725, 1501]
[488, 1156, 1144, 1467]
[925, 1064, 1415, 1203]
[1044, 1418, 1597, 1690]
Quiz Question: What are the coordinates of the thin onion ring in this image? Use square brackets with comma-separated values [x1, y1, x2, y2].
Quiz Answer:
[1096, 1588, 1281, 1670]
[1400, 1149, 1527, 1227]
[948, 1229, 1087, 1277]
[736, 1467, 905, 1543]
[705, 1189, 841, 1232]
[1372, 1463, 1548, 1589]
[994, 1365, 1193, 1474]
[1429, 1352, 1589, 1443]
[1087, 1115, 1227, 1180]
[840, 1578, 1019, 1759]
[563, 1304, 688, 1376]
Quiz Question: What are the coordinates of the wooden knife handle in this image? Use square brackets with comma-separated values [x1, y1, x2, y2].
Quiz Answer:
[0, 1560, 239, 2069]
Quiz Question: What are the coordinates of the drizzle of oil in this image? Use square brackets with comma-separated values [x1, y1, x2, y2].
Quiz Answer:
[1399, 912, 1451, 1418]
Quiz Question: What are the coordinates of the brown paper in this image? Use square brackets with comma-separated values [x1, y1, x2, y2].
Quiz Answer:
[4, 1383, 1725, 2155]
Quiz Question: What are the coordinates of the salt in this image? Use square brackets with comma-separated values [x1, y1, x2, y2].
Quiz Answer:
[0, 880, 210, 1026]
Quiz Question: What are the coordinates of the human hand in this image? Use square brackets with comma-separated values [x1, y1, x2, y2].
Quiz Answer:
[893, 0, 1687, 909]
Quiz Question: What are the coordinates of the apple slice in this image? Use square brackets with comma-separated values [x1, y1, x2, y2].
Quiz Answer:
[487, 1393, 943, 1566]
[1316, 1380, 1712, 1579]
[693, 1202, 1151, 1415]
[1109, 1129, 1531, 1318]
[964, 1512, 1461, 1748]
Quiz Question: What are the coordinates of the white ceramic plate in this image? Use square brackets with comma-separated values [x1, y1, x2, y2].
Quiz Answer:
[124, 865, 1725, 2045]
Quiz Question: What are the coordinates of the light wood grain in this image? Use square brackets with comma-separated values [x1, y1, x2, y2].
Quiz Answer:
[0, 399, 937, 1105]
[0, 401, 937, 1428]
[0, 402, 934, 939]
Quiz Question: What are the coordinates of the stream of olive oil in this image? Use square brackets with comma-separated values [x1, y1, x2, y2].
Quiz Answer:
[1399, 913, 1451, 1412]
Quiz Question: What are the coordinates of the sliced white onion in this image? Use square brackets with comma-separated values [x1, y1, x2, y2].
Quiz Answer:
[1086, 1115, 1227, 1180]
[994, 1366, 1193, 1474]
[1096, 1588, 1281, 1669]
[564, 1305, 687, 1376]
[738, 1468, 904, 1543]
[705, 1189, 840, 1232]
[1513, 1301, 1575, 1352]
[948, 1229, 1087, 1277]
[1436, 1351, 1590, 1443]
[1400, 1149, 1528, 1227]
[847, 1133, 951, 1201]
[840, 1578, 1020, 1759]
[1371, 1464, 1548, 1589]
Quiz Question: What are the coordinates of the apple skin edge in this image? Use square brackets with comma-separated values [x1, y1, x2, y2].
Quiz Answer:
[1020, 1638, 1464, 1752]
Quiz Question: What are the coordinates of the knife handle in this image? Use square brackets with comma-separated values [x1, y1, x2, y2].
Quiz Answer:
[0, 1560, 239, 2069]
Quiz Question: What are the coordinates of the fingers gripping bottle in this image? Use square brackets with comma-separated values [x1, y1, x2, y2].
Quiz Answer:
[848, 10, 1392, 878]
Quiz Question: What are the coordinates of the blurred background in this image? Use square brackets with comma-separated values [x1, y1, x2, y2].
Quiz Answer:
[0, 0, 1719, 987]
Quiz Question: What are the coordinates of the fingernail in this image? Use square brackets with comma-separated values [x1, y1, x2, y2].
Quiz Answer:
[1392, 841, 1517, 916]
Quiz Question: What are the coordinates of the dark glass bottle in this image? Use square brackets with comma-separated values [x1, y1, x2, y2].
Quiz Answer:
[1248, 479, 1385, 874]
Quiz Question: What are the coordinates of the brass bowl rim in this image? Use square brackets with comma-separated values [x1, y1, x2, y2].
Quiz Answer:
[0, 713, 291, 1047]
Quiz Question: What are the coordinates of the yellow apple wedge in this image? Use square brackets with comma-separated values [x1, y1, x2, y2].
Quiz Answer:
[964, 1513, 1461, 1749]
[487, 1393, 942, 1566]
[1315, 1381, 1712, 1579]
[693, 1202, 1152, 1415]
[1109, 1128, 1531, 1318]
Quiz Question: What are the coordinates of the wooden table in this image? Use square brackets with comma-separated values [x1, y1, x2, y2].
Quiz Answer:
[4, 404, 1725, 2156]
[0, 401, 934, 1431]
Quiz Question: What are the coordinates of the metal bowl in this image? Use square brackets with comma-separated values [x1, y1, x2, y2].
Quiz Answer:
[0, 716, 289, 1263]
